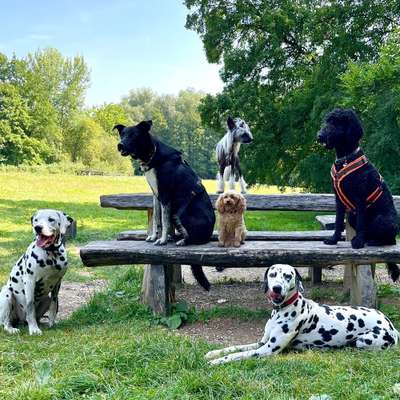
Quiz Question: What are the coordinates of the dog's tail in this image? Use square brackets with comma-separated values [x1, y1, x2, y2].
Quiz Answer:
[387, 263, 400, 282]
[191, 265, 210, 291]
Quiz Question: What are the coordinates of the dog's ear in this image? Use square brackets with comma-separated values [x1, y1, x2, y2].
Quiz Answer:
[113, 124, 126, 135]
[235, 193, 246, 213]
[262, 267, 270, 293]
[138, 120, 152, 132]
[227, 116, 236, 131]
[30, 213, 36, 225]
[215, 194, 225, 213]
[294, 268, 304, 293]
[59, 212, 73, 235]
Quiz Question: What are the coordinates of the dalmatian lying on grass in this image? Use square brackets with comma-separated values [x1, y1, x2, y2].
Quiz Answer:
[0, 210, 73, 335]
[206, 264, 399, 365]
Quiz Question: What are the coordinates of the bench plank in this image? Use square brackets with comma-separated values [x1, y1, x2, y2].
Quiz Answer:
[80, 240, 400, 268]
[117, 230, 344, 242]
[100, 193, 400, 212]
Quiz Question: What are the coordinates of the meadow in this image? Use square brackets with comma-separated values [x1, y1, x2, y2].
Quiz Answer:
[0, 171, 399, 400]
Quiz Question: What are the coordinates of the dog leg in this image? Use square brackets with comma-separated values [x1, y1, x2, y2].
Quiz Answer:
[228, 169, 235, 190]
[25, 278, 42, 335]
[154, 203, 171, 246]
[216, 172, 225, 194]
[0, 287, 19, 334]
[239, 177, 247, 194]
[205, 342, 263, 360]
[351, 203, 366, 249]
[234, 226, 243, 247]
[324, 196, 345, 245]
[146, 196, 161, 242]
[173, 215, 189, 246]
[47, 280, 62, 327]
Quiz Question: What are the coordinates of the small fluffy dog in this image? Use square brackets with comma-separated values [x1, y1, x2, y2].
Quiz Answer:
[206, 264, 399, 365]
[317, 108, 400, 281]
[0, 210, 73, 335]
[216, 191, 247, 247]
[216, 117, 253, 194]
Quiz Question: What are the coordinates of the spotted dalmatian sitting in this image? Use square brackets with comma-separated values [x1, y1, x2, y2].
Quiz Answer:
[206, 264, 399, 365]
[0, 209, 73, 335]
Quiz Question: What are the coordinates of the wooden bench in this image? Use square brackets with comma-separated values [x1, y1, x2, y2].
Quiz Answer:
[80, 193, 400, 314]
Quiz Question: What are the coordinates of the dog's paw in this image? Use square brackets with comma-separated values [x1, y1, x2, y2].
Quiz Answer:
[218, 242, 225, 247]
[154, 238, 168, 246]
[351, 236, 365, 249]
[29, 326, 42, 336]
[209, 357, 226, 366]
[233, 241, 241, 247]
[5, 326, 20, 334]
[240, 190, 248, 195]
[146, 235, 157, 242]
[176, 239, 186, 246]
[323, 236, 339, 245]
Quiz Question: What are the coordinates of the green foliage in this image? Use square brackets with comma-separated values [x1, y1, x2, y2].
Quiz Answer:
[185, 0, 400, 191]
[341, 30, 400, 193]
[155, 301, 198, 329]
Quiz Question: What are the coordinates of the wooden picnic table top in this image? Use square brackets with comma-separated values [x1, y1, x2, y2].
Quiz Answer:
[80, 240, 400, 268]
[100, 193, 400, 212]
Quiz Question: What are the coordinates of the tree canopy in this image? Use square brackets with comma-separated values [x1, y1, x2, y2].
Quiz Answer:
[185, 0, 400, 192]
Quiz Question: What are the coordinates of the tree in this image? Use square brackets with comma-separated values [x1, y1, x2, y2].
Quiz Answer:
[341, 30, 400, 193]
[185, 0, 400, 190]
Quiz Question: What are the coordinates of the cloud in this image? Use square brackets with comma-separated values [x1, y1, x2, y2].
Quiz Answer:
[27, 33, 53, 41]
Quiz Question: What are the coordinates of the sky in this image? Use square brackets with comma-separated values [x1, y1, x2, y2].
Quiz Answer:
[0, 0, 224, 106]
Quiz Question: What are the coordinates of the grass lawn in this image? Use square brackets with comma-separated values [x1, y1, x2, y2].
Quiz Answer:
[0, 171, 399, 400]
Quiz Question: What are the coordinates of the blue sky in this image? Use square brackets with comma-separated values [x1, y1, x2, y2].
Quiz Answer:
[0, 0, 223, 106]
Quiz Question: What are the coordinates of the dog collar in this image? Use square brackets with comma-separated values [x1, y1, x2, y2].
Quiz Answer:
[335, 147, 361, 166]
[272, 291, 299, 310]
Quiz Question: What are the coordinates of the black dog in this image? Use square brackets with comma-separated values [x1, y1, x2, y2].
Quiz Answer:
[317, 108, 399, 281]
[114, 120, 215, 290]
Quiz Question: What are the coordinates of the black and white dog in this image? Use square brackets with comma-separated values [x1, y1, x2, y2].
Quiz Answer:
[216, 117, 253, 194]
[0, 210, 73, 335]
[317, 108, 400, 281]
[114, 120, 215, 290]
[206, 264, 399, 365]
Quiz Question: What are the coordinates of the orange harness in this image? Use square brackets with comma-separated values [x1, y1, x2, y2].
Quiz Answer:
[331, 155, 383, 212]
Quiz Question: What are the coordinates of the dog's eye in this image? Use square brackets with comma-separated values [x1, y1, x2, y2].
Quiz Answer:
[284, 273, 292, 281]
[48, 217, 55, 222]
[269, 272, 277, 278]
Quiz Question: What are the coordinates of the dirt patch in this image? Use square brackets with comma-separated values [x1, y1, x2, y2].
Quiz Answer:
[175, 265, 399, 345]
[56, 279, 107, 321]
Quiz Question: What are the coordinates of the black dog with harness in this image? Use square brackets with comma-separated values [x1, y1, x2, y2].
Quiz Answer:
[318, 109, 399, 281]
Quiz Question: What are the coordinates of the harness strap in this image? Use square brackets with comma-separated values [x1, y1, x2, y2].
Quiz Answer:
[331, 155, 383, 211]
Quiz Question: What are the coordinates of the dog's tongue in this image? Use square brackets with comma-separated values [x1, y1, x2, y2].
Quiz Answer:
[36, 234, 54, 248]
[267, 291, 283, 302]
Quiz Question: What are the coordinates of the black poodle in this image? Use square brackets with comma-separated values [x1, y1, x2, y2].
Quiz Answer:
[317, 108, 399, 281]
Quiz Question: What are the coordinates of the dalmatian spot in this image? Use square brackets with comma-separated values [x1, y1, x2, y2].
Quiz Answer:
[284, 312, 289, 318]
[11, 277, 18, 283]
[293, 300, 299, 307]
[31, 252, 38, 260]
[46, 259, 53, 266]
[377, 320, 382, 325]
[291, 339, 303, 346]
[358, 319, 365, 328]
[349, 314, 357, 321]
[323, 305, 332, 315]
[291, 311, 297, 318]
[270, 337, 276, 343]
[336, 312, 345, 321]
[313, 340, 324, 346]
[282, 324, 289, 334]
[383, 332, 395, 345]
[347, 322, 355, 332]
[271, 346, 281, 352]
[313, 315, 319, 324]
[346, 334, 354, 340]
[372, 326, 381, 335]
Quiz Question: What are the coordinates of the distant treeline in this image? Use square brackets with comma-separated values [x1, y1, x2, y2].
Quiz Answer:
[0, 49, 221, 178]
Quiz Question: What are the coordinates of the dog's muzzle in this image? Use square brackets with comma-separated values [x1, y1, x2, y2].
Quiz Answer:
[117, 143, 130, 157]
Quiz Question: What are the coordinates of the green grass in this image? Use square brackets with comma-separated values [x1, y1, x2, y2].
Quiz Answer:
[0, 171, 399, 400]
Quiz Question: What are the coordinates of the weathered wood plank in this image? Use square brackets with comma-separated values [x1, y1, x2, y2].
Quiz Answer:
[116, 229, 345, 242]
[100, 193, 400, 212]
[80, 240, 400, 268]
[315, 215, 336, 230]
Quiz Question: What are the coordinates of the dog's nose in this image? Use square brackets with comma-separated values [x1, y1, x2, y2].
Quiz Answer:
[272, 285, 282, 294]
[34, 225, 43, 234]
